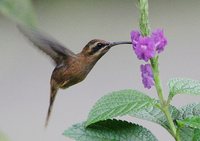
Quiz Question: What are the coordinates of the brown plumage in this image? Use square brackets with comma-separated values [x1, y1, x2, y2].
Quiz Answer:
[18, 25, 131, 127]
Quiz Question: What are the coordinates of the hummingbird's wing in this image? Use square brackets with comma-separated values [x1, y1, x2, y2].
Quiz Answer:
[18, 25, 76, 65]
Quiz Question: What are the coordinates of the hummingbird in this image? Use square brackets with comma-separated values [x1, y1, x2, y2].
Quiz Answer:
[18, 25, 131, 127]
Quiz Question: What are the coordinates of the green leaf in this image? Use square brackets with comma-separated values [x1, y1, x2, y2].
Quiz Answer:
[177, 116, 200, 129]
[168, 78, 200, 102]
[86, 89, 156, 126]
[176, 103, 200, 141]
[64, 119, 158, 141]
[178, 103, 200, 120]
[193, 129, 200, 141]
[129, 104, 179, 132]
[178, 127, 200, 141]
[0, 0, 37, 27]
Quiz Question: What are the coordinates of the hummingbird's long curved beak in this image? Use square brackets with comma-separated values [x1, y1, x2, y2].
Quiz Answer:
[108, 41, 132, 48]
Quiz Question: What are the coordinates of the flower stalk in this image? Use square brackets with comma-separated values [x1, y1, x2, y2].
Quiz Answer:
[150, 57, 165, 105]
[138, 0, 180, 140]
[150, 57, 178, 139]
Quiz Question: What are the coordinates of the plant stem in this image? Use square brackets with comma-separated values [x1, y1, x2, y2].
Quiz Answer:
[150, 58, 177, 138]
[163, 107, 178, 137]
[138, 0, 180, 140]
[150, 58, 165, 106]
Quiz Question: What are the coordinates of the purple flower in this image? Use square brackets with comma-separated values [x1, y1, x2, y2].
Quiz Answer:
[152, 29, 167, 53]
[130, 30, 141, 49]
[140, 64, 154, 89]
[134, 36, 156, 62]
[130, 29, 168, 60]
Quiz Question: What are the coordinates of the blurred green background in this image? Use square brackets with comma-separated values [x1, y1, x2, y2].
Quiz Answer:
[0, 131, 9, 141]
[0, 0, 200, 141]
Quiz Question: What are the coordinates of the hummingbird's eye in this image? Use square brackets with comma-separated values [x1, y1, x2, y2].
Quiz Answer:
[97, 43, 104, 48]
[95, 43, 105, 50]
[90, 43, 105, 55]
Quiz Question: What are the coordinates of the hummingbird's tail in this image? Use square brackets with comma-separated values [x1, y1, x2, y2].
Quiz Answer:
[45, 83, 58, 128]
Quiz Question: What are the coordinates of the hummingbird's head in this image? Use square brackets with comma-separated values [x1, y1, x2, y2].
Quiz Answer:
[82, 39, 110, 57]
[81, 39, 131, 58]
